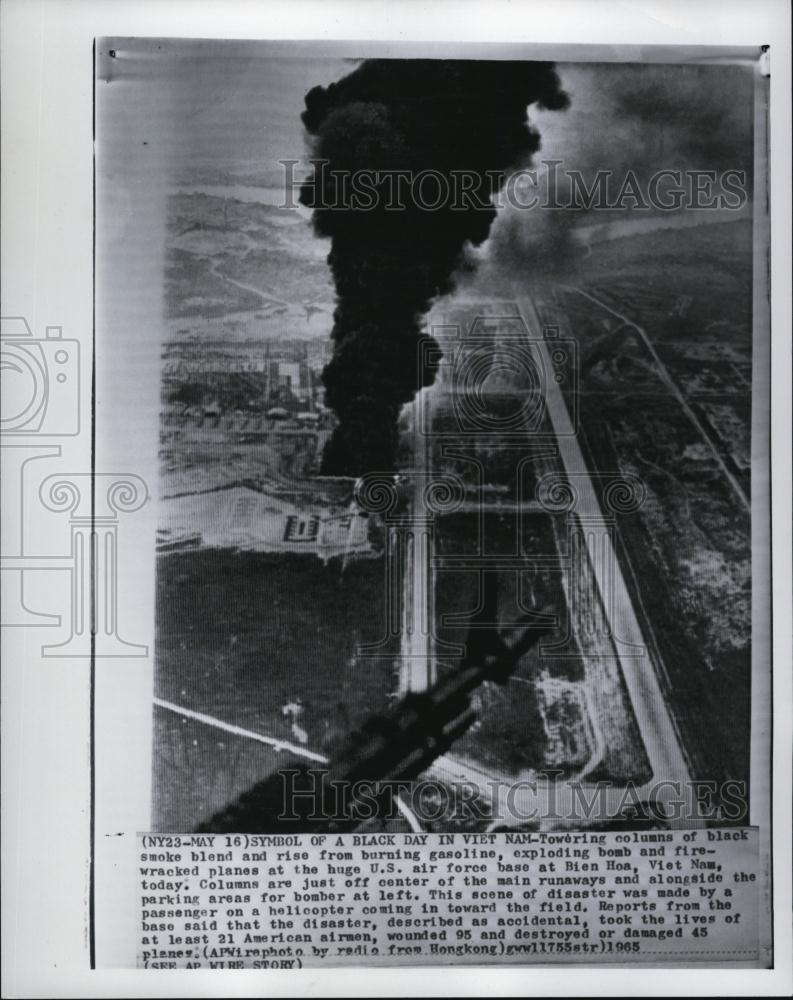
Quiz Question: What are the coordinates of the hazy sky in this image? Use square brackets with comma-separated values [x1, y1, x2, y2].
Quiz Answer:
[95, 38, 757, 346]
[97, 40, 352, 185]
[97, 39, 755, 191]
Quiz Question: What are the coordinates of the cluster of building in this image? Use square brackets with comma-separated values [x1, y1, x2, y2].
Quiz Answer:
[162, 336, 333, 420]
[159, 336, 338, 480]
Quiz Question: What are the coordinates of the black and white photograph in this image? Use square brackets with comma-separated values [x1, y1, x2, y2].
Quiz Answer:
[2, 1, 791, 994]
[98, 41, 765, 836]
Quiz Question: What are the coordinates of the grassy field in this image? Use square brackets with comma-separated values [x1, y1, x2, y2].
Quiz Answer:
[153, 549, 397, 830]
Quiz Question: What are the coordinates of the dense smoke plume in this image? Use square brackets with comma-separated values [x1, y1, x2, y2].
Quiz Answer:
[485, 62, 756, 279]
[300, 59, 569, 476]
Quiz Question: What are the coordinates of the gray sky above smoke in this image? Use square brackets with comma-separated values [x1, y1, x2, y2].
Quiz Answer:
[481, 60, 756, 274]
[104, 42, 754, 193]
[535, 61, 754, 177]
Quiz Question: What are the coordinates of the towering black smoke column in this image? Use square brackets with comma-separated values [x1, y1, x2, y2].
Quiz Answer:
[301, 59, 569, 475]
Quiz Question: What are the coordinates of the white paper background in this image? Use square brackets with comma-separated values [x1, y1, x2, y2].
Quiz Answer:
[1, 1, 791, 997]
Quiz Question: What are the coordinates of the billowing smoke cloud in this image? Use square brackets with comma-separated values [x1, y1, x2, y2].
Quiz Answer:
[485, 61, 756, 279]
[608, 64, 754, 172]
[300, 59, 569, 476]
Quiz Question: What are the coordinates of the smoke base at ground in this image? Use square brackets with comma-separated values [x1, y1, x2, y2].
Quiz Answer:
[300, 59, 569, 476]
